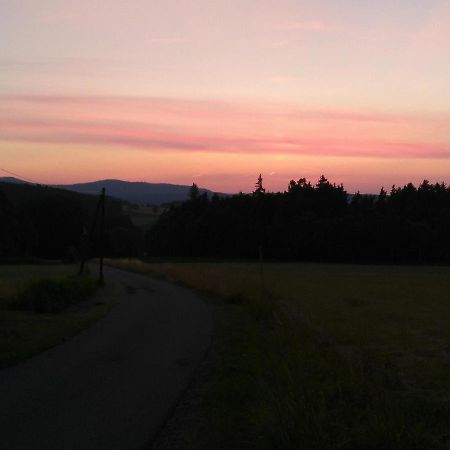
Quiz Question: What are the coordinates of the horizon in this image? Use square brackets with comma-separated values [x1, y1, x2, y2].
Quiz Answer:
[2, 172, 445, 197]
[1, 1, 449, 193]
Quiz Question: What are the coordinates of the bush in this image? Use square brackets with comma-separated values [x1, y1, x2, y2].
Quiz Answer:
[12, 275, 97, 313]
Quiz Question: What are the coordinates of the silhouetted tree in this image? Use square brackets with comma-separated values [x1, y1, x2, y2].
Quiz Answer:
[254, 174, 265, 195]
[189, 183, 199, 200]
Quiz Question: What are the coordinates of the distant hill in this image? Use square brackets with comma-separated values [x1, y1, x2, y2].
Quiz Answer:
[0, 180, 140, 259]
[0, 177, 31, 185]
[0, 178, 226, 205]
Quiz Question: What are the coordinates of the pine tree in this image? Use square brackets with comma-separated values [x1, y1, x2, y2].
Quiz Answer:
[254, 174, 265, 195]
[189, 183, 199, 200]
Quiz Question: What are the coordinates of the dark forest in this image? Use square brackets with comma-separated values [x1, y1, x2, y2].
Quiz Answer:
[146, 176, 450, 264]
[2, 176, 450, 264]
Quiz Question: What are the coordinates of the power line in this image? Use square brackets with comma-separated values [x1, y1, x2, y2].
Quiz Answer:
[0, 167, 41, 185]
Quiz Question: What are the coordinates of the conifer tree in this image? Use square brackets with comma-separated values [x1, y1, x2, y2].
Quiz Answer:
[254, 174, 265, 195]
[189, 183, 199, 200]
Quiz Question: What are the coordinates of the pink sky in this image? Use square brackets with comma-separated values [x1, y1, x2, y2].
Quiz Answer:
[1, 0, 449, 193]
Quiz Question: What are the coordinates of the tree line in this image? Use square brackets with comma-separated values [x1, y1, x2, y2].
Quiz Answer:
[146, 176, 450, 264]
[3, 176, 450, 265]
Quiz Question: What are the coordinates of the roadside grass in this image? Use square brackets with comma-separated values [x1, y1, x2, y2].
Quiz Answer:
[0, 264, 73, 303]
[11, 275, 97, 313]
[109, 259, 450, 449]
[0, 265, 116, 368]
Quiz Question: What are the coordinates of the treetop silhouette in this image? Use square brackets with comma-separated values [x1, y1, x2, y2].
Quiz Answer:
[254, 174, 265, 195]
[146, 174, 450, 264]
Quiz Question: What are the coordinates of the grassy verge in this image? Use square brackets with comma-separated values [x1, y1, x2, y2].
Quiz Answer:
[10, 275, 97, 313]
[108, 259, 450, 449]
[0, 265, 116, 368]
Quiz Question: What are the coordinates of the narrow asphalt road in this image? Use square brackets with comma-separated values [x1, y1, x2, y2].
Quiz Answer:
[0, 265, 213, 450]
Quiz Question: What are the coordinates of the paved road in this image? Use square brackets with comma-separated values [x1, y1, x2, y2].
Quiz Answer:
[0, 266, 213, 450]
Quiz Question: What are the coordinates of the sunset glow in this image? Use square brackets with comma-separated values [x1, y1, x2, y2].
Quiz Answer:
[1, 0, 449, 193]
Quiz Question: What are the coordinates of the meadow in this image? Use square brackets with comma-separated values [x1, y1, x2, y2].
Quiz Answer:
[122, 204, 165, 229]
[0, 264, 115, 368]
[110, 259, 450, 449]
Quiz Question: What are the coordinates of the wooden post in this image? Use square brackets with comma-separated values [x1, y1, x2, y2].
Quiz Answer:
[99, 187, 106, 284]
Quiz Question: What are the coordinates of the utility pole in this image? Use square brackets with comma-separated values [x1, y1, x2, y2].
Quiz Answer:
[79, 187, 106, 285]
[79, 191, 102, 276]
[99, 187, 106, 284]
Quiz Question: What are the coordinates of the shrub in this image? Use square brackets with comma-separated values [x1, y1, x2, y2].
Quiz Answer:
[12, 275, 97, 313]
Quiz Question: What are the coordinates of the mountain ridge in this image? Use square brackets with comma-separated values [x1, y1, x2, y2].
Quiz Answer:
[0, 177, 227, 205]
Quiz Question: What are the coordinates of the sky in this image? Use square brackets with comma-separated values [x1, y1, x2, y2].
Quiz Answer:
[1, 0, 449, 193]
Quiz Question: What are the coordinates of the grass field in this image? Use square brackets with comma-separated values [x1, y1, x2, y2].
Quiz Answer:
[0, 264, 116, 368]
[122, 205, 165, 229]
[109, 259, 450, 449]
